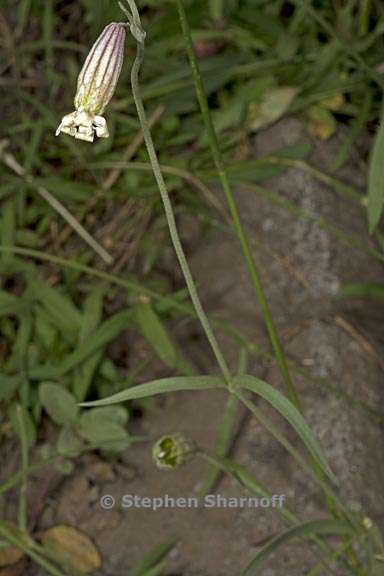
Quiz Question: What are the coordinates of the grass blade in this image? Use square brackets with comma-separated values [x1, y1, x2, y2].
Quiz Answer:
[210, 0, 224, 21]
[127, 537, 176, 576]
[28, 276, 82, 339]
[1, 199, 15, 266]
[199, 349, 246, 496]
[73, 286, 105, 401]
[199, 393, 239, 497]
[80, 375, 225, 406]
[338, 282, 384, 300]
[235, 375, 338, 485]
[135, 300, 192, 374]
[368, 100, 384, 232]
[58, 310, 133, 376]
[241, 519, 354, 576]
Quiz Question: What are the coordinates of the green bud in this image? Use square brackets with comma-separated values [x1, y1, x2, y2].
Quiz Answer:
[152, 434, 194, 470]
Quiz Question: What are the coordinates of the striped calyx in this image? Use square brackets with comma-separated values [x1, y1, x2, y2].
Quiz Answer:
[56, 23, 126, 142]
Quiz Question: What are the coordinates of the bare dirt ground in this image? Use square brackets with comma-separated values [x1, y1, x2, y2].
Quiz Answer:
[2, 118, 384, 576]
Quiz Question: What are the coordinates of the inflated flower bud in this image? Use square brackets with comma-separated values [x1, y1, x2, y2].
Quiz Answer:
[152, 434, 195, 470]
[56, 23, 126, 142]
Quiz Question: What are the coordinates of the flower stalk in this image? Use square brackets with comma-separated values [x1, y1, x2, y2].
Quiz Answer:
[122, 1, 233, 387]
[175, 0, 301, 411]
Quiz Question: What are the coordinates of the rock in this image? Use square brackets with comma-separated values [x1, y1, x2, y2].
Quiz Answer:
[31, 118, 384, 575]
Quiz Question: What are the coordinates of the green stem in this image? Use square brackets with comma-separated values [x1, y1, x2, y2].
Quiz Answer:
[235, 392, 345, 516]
[236, 390, 366, 574]
[209, 0, 224, 21]
[129, 37, 232, 386]
[16, 405, 29, 533]
[359, 0, 372, 36]
[197, 451, 352, 576]
[0, 523, 67, 576]
[198, 349, 246, 497]
[0, 436, 147, 497]
[175, 0, 301, 411]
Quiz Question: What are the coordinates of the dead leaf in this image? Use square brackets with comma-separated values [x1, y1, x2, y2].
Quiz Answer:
[306, 105, 337, 140]
[248, 86, 298, 132]
[0, 524, 32, 569]
[0, 546, 24, 569]
[0, 557, 28, 576]
[40, 525, 101, 574]
[321, 93, 345, 111]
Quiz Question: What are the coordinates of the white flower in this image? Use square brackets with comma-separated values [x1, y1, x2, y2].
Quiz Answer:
[56, 22, 126, 142]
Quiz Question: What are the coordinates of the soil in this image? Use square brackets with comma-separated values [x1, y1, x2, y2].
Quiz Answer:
[2, 118, 384, 576]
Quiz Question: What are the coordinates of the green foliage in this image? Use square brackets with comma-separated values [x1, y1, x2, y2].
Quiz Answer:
[1, 0, 384, 574]
[80, 375, 224, 406]
[135, 298, 192, 373]
[8, 403, 37, 449]
[127, 537, 176, 576]
[39, 382, 79, 426]
[40, 383, 131, 457]
[77, 406, 130, 450]
[338, 281, 384, 300]
[241, 519, 355, 575]
[82, 372, 337, 484]
[368, 101, 384, 232]
[237, 374, 338, 484]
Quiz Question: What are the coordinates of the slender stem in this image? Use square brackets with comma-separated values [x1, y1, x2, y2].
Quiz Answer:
[234, 390, 359, 530]
[175, 0, 301, 410]
[359, 0, 372, 36]
[198, 393, 239, 496]
[0, 523, 67, 576]
[16, 405, 29, 533]
[209, 0, 224, 21]
[198, 349, 246, 497]
[197, 451, 350, 576]
[0, 436, 147, 497]
[129, 38, 232, 386]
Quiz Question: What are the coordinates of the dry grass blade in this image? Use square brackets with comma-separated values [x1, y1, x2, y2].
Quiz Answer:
[0, 140, 113, 264]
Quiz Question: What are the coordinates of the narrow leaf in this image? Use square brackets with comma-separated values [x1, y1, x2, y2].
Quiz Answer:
[236, 375, 338, 485]
[58, 310, 133, 375]
[128, 537, 176, 576]
[1, 200, 15, 266]
[368, 101, 384, 233]
[241, 519, 354, 575]
[0, 290, 27, 318]
[135, 301, 191, 373]
[73, 286, 105, 401]
[80, 375, 225, 407]
[136, 301, 177, 367]
[199, 394, 239, 497]
[338, 282, 384, 300]
[28, 277, 81, 339]
[0, 374, 20, 402]
[8, 403, 36, 448]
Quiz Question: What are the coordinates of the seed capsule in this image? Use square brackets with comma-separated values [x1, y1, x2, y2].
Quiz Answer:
[56, 23, 126, 142]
